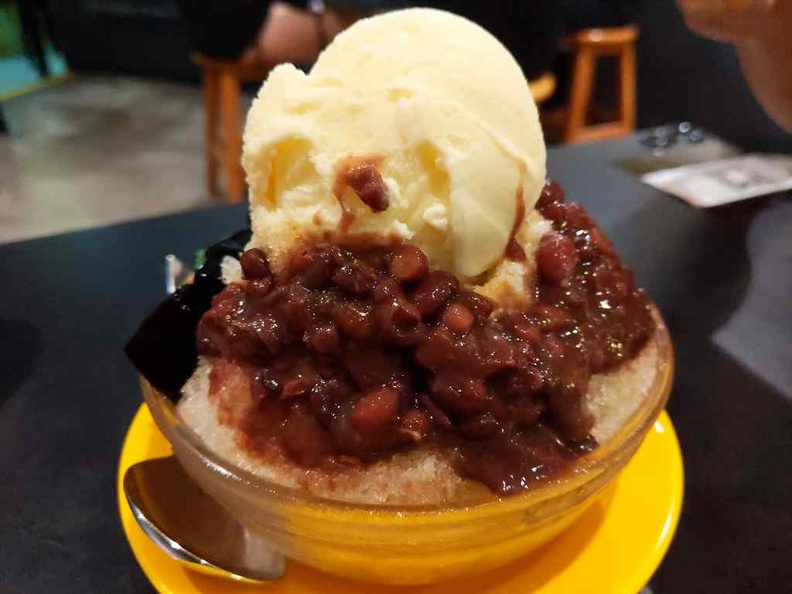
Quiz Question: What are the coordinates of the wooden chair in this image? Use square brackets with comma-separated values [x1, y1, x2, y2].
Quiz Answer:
[529, 71, 557, 106]
[562, 25, 639, 143]
[192, 53, 273, 203]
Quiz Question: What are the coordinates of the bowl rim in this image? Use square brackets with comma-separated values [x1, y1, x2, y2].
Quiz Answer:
[143, 307, 673, 515]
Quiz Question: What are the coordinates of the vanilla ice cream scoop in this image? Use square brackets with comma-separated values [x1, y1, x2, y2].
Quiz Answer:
[243, 8, 546, 280]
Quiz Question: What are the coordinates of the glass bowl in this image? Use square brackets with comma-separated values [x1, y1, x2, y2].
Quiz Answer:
[141, 310, 673, 586]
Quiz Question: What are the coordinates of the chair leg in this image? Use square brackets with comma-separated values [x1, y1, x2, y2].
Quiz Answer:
[619, 43, 637, 133]
[202, 69, 220, 198]
[218, 72, 245, 203]
[564, 47, 596, 143]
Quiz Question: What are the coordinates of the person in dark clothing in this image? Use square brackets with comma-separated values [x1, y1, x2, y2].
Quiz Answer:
[424, 1, 564, 81]
[177, 1, 395, 66]
[177, 0, 279, 60]
[560, 0, 639, 32]
[178, 1, 321, 64]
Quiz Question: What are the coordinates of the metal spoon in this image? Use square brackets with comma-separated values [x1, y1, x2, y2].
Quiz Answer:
[124, 456, 285, 581]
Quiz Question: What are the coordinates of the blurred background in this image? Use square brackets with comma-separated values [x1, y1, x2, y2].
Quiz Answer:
[1, 0, 790, 244]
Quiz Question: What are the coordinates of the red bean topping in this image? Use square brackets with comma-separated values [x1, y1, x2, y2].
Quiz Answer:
[289, 245, 316, 273]
[281, 403, 334, 466]
[441, 303, 475, 335]
[541, 334, 566, 359]
[431, 373, 491, 416]
[419, 394, 452, 429]
[537, 232, 579, 285]
[398, 409, 432, 443]
[350, 387, 400, 434]
[496, 368, 544, 401]
[296, 248, 345, 289]
[534, 304, 574, 333]
[344, 164, 389, 212]
[536, 180, 565, 209]
[505, 315, 542, 346]
[251, 370, 279, 404]
[308, 377, 350, 418]
[281, 375, 314, 399]
[459, 411, 499, 440]
[332, 261, 376, 295]
[345, 344, 405, 391]
[372, 277, 401, 303]
[389, 245, 429, 283]
[245, 278, 272, 299]
[412, 271, 459, 317]
[455, 291, 494, 319]
[195, 179, 654, 495]
[375, 297, 424, 346]
[304, 323, 341, 354]
[547, 388, 595, 443]
[211, 283, 244, 306]
[240, 248, 271, 280]
[578, 226, 615, 259]
[336, 302, 375, 341]
[509, 395, 544, 427]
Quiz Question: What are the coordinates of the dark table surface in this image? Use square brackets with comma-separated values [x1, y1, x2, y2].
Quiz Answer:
[1, 136, 790, 593]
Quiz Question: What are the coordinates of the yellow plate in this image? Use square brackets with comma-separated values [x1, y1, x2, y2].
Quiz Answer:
[117, 406, 683, 593]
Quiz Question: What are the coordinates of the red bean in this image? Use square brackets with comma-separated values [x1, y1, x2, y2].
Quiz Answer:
[508, 395, 544, 427]
[332, 261, 376, 295]
[419, 394, 452, 429]
[534, 304, 574, 332]
[537, 232, 579, 285]
[414, 327, 456, 370]
[459, 412, 498, 440]
[476, 327, 517, 375]
[398, 409, 431, 443]
[345, 344, 405, 391]
[211, 283, 244, 306]
[412, 271, 459, 317]
[304, 323, 341, 354]
[290, 245, 316, 273]
[564, 203, 595, 231]
[336, 302, 375, 341]
[577, 227, 615, 259]
[279, 361, 317, 399]
[372, 277, 402, 303]
[431, 373, 490, 415]
[506, 315, 542, 346]
[536, 180, 565, 209]
[281, 403, 334, 465]
[441, 303, 475, 334]
[496, 369, 543, 400]
[309, 377, 350, 417]
[240, 248, 271, 280]
[245, 278, 272, 298]
[251, 370, 280, 404]
[375, 297, 424, 345]
[296, 249, 343, 289]
[389, 245, 429, 283]
[350, 387, 400, 434]
[456, 291, 494, 319]
[541, 334, 566, 359]
[344, 164, 389, 212]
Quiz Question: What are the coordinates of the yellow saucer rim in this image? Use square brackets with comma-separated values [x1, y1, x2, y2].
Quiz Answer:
[117, 406, 684, 594]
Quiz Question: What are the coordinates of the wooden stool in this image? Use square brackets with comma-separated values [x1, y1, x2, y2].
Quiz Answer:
[192, 53, 272, 203]
[563, 25, 639, 144]
[529, 71, 557, 106]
